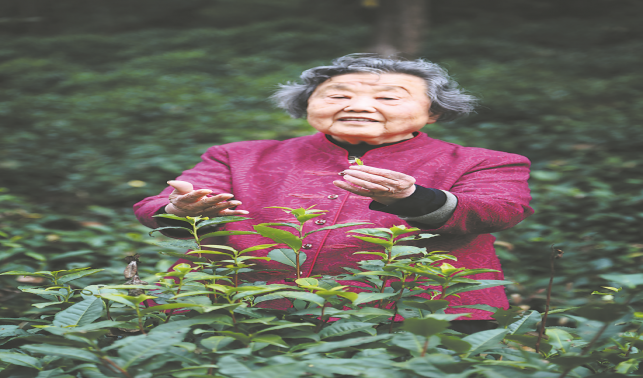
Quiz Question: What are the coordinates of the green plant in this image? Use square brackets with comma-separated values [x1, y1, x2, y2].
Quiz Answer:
[3, 207, 642, 377]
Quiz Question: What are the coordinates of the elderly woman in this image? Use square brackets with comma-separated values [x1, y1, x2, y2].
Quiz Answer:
[134, 55, 533, 329]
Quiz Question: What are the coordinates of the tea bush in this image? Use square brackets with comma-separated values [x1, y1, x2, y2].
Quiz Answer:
[2, 211, 643, 377]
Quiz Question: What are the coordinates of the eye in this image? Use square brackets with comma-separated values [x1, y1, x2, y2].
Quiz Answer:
[378, 97, 397, 101]
[330, 96, 349, 99]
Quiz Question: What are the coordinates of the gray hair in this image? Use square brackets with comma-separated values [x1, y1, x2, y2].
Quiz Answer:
[272, 54, 477, 122]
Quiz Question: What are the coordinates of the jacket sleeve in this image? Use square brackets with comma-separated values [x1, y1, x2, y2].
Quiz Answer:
[403, 152, 534, 234]
[133, 145, 233, 229]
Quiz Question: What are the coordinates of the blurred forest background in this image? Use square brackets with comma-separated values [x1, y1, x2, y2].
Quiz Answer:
[0, 0, 641, 317]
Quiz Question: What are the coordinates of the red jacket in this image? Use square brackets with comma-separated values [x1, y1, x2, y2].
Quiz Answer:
[134, 132, 533, 319]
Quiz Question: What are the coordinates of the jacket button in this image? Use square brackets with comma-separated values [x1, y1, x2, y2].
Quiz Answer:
[314, 219, 326, 225]
[302, 244, 313, 249]
[327, 194, 339, 199]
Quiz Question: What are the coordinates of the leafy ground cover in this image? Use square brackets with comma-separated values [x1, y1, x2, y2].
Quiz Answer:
[2, 210, 643, 377]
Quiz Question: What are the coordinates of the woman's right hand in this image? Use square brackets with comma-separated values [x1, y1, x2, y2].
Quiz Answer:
[164, 180, 249, 217]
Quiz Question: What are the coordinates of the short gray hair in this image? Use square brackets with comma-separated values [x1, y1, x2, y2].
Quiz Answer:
[272, 54, 477, 122]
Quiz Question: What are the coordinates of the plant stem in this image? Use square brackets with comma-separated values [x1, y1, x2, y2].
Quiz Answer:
[389, 280, 407, 333]
[101, 357, 134, 378]
[135, 305, 147, 335]
[296, 252, 301, 280]
[536, 245, 563, 353]
[421, 337, 430, 357]
[230, 309, 239, 332]
[315, 304, 327, 333]
[165, 280, 184, 323]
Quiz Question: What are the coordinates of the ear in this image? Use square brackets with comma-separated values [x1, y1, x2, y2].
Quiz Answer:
[426, 111, 441, 124]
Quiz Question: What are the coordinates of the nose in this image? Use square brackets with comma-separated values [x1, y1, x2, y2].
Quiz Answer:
[343, 96, 376, 112]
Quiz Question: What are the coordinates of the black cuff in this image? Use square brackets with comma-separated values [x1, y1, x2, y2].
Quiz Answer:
[369, 185, 447, 217]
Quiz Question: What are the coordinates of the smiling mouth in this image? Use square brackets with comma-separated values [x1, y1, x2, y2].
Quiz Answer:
[338, 117, 379, 122]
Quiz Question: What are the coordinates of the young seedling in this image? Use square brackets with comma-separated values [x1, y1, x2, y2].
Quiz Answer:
[254, 206, 368, 279]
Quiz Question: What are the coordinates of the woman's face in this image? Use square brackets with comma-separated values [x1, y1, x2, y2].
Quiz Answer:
[306, 73, 439, 145]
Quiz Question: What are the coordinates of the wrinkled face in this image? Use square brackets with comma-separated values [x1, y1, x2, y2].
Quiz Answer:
[306, 73, 439, 145]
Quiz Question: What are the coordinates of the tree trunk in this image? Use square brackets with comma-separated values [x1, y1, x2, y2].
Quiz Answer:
[370, 0, 429, 58]
[399, 0, 428, 56]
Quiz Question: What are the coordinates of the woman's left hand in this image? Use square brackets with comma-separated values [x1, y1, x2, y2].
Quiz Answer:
[333, 165, 416, 206]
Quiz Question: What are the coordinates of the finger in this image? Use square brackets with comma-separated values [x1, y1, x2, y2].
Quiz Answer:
[167, 180, 194, 194]
[176, 189, 215, 203]
[196, 193, 235, 207]
[333, 180, 373, 196]
[201, 201, 248, 217]
[342, 169, 403, 187]
[217, 209, 250, 216]
[345, 165, 412, 180]
[341, 174, 390, 193]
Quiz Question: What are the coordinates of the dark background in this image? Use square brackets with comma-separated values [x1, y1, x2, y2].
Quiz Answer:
[1, 0, 641, 316]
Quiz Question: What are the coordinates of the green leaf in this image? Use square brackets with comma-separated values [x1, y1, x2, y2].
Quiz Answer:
[319, 321, 377, 339]
[149, 226, 192, 236]
[352, 292, 397, 306]
[216, 331, 252, 345]
[160, 251, 206, 262]
[232, 285, 293, 301]
[247, 363, 303, 378]
[254, 225, 302, 251]
[450, 304, 498, 313]
[0, 352, 43, 369]
[153, 213, 192, 222]
[258, 222, 301, 230]
[546, 328, 574, 352]
[439, 335, 471, 354]
[139, 303, 202, 316]
[389, 333, 437, 354]
[256, 322, 315, 334]
[348, 228, 393, 237]
[508, 310, 541, 335]
[20, 344, 100, 363]
[304, 222, 370, 237]
[34, 368, 70, 378]
[353, 251, 388, 259]
[100, 293, 155, 307]
[401, 318, 450, 337]
[274, 291, 325, 307]
[0, 270, 52, 278]
[403, 299, 450, 313]
[616, 358, 640, 374]
[53, 296, 103, 328]
[197, 244, 237, 252]
[600, 273, 643, 289]
[267, 248, 305, 268]
[574, 303, 630, 322]
[239, 243, 279, 254]
[390, 245, 426, 258]
[491, 307, 523, 328]
[303, 334, 394, 354]
[295, 213, 323, 223]
[201, 336, 235, 352]
[445, 279, 513, 295]
[350, 235, 393, 248]
[462, 329, 509, 357]
[295, 277, 319, 287]
[198, 216, 252, 228]
[118, 329, 190, 369]
[198, 230, 258, 241]
[154, 239, 199, 250]
[505, 334, 553, 354]
[251, 334, 289, 348]
[217, 355, 253, 377]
